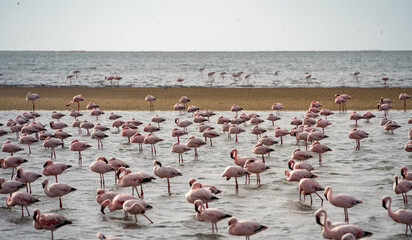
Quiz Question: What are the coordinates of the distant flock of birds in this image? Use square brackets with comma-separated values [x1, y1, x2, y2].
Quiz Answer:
[0, 90, 412, 239]
[58, 69, 394, 87]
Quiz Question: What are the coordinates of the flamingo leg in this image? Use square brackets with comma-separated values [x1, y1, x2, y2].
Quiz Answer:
[344, 208, 349, 222]
[141, 185, 144, 198]
[235, 177, 239, 189]
[143, 214, 153, 223]
[28, 145, 31, 154]
[319, 153, 322, 166]
[167, 178, 171, 194]
[310, 194, 313, 206]
[59, 197, 63, 208]
[25, 206, 30, 216]
[55, 175, 58, 183]
[315, 192, 324, 206]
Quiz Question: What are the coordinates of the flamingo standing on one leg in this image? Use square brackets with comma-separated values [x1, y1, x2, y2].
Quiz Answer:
[348, 128, 368, 150]
[323, 186, 363, 222]
[43, 160, 72, 183]
[153, 160, 182, 194]
[227, 217, 268, 239]
[394, 174, 412, 204]
[185, 136, 206, 160]
[221, 166, 249, 192]
[194, 200, 232, 233]
[26, 92, 40, 112]
[89, 156, 115, 189]
[145, 95, 156, 112]
[42, 179, 76, 209]
[171, 142, 191, 165]
[2, 140, 24, 156]
[0, 156, 28, 180]
[310, 141, 332, 166]
[382, 195, 412, 235]
[69, 139, 92, 165]
[399, 93, 411, 112]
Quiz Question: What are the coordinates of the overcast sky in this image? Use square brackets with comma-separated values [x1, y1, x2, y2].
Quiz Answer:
[1, 0, 411, 51]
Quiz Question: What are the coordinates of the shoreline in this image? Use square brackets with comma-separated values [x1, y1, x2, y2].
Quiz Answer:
[1, 86, 411, 111]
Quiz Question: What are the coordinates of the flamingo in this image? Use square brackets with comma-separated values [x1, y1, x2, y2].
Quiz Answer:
[19, 134, 38, 154]
[382, 76, 389, 85]
[266, 113, 281, 126]
[2, 140, 24, 156]
[320, 108, 334, 119]
[0, 156, 28, 179]
[250, 125, 266, 141]
[401, 166, 412, 181]
[123, 199, 153, 223]
[145, 95, 156, 112]
[335, 94, 347, 113]
[227, 217, 267, 240]
[26, 92, 40, 112]
[194, 199, 231, 233]
[243, 159, 269, 185]
[43, 136, 63, 159]
[109, 112, 122, 120]
[175, 118, 192, 131]
[394, 174, 412, 204]
[144, 133, 164, 155]
[131, 132, 145, 153]
[362, 111, 376, 122]
[6, 191, 39, 217]
[42, 179, 76, 209]
[153, 160, 182, 194]
[221, 166, 249, 191]
[310, 141, 332, 166]
[271, 103, 284, 116]
[69, 139, 92, 165]
[305, 74, 312, 83]
[284, 169, 317, 182]
[0, 177, 26, 195]
[324, 186, 363, 222]
[54, 129, 71, 148]
[15, 168, 41, 194]
[114, 75, 122, 87]
[314, 209, 372, 239]
[274, 127, 289, 144]
[208, 72, 215, 83]
[348, 128, 368, 150]
[33, 209, 72, 240]
[91, 108, 104, 120]
[188, 178, 221, 195]
[185, 136, 206, 160]
[179, 96, 191, 108]
[315, 118, 332, 134]
[349, 111, 364, 127]
[66, 74, 74, 84]
[252, 143, 274, 163]
[91, 130, 109, 149]
[399, 93, 411, 112]
[231, 104, 243, 116]
[173, 103, 185, 114]
[287, 159, 314, 172]
[89, 156, 115, 189]
[203, 128, 220, 146]
[66, 94, 84, 111]
[100, 193, 139, 214]
[143, 123, 160, 133]
[171, 142, 191, 164]
[185, 182, 219, 208]
[105, 76, 114, 85]
[96, 189, 118, 204]
[382, 195, 412, 235]
[298, 178, 324, 206]
[151, 114, 166, 127]
[228, 125, 245, 142]
[43, 160, 72, 183]
[108, 157, 129, 184]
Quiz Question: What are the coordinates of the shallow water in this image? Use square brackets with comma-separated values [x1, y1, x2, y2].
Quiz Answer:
[0, 108, 411, 239]
[1, 51, 412, 88]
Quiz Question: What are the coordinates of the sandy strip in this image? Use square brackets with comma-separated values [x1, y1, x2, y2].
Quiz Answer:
[0, 86, 411, 111]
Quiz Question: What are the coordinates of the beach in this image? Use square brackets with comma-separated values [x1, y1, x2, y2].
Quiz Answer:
[1, 87, 411, 111]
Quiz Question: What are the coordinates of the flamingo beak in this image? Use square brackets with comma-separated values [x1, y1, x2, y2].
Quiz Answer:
[382, 200, 388, 210]
[315, 216, 323, 226]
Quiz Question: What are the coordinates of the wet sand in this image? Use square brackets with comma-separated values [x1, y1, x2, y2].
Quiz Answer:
[0, 86, 411, 111]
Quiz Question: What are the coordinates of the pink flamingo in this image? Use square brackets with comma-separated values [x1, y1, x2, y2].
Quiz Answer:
[231, 104, 243, 116]
[179, 96, 191, 108]
[185, 182, 219, 208]
[54, 129, 72, 148]
[80, 120, 94, 135]
[117, 167, 155, 197]
[188, 178, 222, 195]
[108, 157, 129, 184]
[243, 159, 269, 185]
[2, 140, 24, 156]
[299, 178, 324, 206]
[305, 74, 312, 83]
[49, 120, 68, 130]
[153, 160, 182, 194]
[6, 191, 39, 217]
[335, 94, 347, 113]
[186, 136, 206, 160]
[114, 75, 122, 87]
[314, 209, 372, 239]
[315, 118, 332, 133]
[10, 123, 22, 139]
[171, 142, 191, 164]
[221, 166, 249, 191]
[66, 94, 84, 111]
[170, 125, 189, 140]
[266, 113, 281, 126]
[362, 111, 375, 122]
[228, 125, 245, 142]
[33, 209, 72, 240]
[121, 127, 137, 142]
[105, 76, 114, 85]
[0, 156, 28, 179]
[96, 189, 118, 204]
[258, 135, 278, 148]
[382, 195, 412, 235]
[349, 111, 364, 127]
[284, 169, 317, 182]
[42, 179, 76, 209]
[51, 111, 65, 121]
[377, 103, 392, 117]
[203, 128, 220, 146]
[43, 160, 71, 183]
[230, 149, 258, 167]
[384, 120, 401, 134]
[401, 166, 412, 181]
[274, 127, 289, 144]
[151, 114, 166, 127]
[109, 112, 122, 120]
[399, 93, 411, 112]
[111, 119, 125, 132]
[208, 72, 215, 83]
[143, 123, 160, 133]
[175, 118, 192, 131]
[131, 132, 145, 153]
[382, 76, 389, 85]
[173, 103, 185, 114]
[324, 186, 363, 222]
[287, 159, 314, 172]
[188, 105, 200, 115]
[19, 134, 38, 154]
[227, 217, 267, 240]
[89, 156, 115, 189]
[194, 199, 232, 233]
[69, 139, 92, 165]
[123, 199, 153, 223]
[250, 125, 266, 141]
[310, 141, 332, 166]
[348, 128, 368, 150]
[271, 103, 284, 116]
[216, 115, 231, 124]
[252, 143, 274, 163]
[91, 130, 109, 149]
[144, 133, 164, 155]
[26, 92, 40, 112]
[86, 102, 99, 109]
[290, 117, 303, 127]
[0, 177, 26, 195]
[394, 174, 412, 204]
[91, 108, 104, 120]
[100, 193, 139, 214]
[43, 136, 63, 159]
[320, 108, 334, 119]
[291, 148, 313, 161]
[15, 168, 42, 194]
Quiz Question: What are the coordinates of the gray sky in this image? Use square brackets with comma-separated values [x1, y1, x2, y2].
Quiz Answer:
[1, 0, 411, 51]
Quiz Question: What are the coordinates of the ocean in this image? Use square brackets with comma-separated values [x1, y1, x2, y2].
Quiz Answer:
[0, 51, 411, 88]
